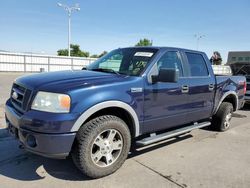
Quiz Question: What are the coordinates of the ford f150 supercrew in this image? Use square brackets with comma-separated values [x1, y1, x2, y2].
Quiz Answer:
[5, 47, 246, 178]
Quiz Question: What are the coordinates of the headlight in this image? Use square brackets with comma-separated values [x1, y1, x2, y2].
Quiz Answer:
[31, 91, 71, 113]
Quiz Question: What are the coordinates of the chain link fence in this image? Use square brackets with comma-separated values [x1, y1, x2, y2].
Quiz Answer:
[0, 52, 97, 72]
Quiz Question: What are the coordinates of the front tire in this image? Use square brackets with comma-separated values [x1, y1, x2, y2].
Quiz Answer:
[212, 102, 233, 131]
[71, 115, 131, 178]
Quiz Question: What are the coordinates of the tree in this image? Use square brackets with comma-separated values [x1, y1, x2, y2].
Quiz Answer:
[71, 44, 89, 57]
[90, 54, 99, 58]
[135, 38, 153, 46]
[90, 51, 108, 58]
[98, 51, 108, 57]
[57, 44, 89, 57]
[57, 49, 68, 56]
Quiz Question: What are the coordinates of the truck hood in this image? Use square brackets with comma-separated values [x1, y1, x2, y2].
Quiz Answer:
[15, 70, 129, 92]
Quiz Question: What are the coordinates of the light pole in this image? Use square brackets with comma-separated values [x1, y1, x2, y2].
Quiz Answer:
[57, 3, 80, 57]
[194, 34, 205, 50]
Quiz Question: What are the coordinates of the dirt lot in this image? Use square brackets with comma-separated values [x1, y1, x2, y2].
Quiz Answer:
[0, 72, 250, 188]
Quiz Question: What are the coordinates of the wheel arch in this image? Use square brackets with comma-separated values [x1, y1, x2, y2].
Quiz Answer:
[71, 101, 140, 137]
[215, 91, 238, 113]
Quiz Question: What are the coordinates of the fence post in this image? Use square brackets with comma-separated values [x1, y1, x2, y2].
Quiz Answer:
[24, 55, 26, 72]
[48, 56, 50, 72]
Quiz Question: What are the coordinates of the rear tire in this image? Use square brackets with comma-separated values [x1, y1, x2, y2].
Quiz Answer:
[212, 102, 233, 131]
[71, 115, 131, 178]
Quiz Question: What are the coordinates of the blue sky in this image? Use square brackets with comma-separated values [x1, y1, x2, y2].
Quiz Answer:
[0, 0, 249, 62]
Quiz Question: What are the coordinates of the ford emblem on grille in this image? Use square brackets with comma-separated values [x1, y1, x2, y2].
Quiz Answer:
[12, 91, 18, 100]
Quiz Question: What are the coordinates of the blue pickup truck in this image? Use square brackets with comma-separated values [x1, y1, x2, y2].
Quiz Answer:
[5, 47, 246, 178]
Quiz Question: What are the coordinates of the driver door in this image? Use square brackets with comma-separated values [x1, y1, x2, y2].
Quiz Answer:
[142, 51, 190, 133]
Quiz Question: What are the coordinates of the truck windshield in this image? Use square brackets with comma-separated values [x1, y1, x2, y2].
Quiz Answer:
[87, 48, 158, 76]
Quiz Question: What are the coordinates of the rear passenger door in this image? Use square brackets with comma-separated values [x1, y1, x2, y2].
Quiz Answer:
[183, 52, 216, 123]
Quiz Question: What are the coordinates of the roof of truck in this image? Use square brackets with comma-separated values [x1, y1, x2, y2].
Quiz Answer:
[121, 46, 204, 53]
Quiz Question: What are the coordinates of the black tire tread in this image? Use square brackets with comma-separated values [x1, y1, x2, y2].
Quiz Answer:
[212, 102, 233, 131]
[71, 115, 131, 178]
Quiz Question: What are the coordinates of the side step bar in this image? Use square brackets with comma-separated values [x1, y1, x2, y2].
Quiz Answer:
[136, 121, 211, 146]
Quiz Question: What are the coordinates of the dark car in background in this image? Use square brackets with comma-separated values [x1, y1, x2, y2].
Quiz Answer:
[230, 62, 250, 103]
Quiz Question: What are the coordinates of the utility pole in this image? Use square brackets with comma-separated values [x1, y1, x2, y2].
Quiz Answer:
[194, 34, 205, 50]
[57, 3, 80, 57]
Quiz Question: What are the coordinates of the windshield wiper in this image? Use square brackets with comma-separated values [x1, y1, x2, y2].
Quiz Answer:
[90, 68, 121, 75]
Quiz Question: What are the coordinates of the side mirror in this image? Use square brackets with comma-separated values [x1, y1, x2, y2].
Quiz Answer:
[152, 68, 179, 83]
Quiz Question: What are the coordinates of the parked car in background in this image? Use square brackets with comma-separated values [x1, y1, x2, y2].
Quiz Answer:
[230, 62, 250, 103]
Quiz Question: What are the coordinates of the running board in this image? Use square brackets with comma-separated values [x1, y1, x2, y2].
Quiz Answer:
[136, 121, 211, 146]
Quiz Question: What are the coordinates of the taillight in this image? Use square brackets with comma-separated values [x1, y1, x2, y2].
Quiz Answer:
[239, 80, 247, 94]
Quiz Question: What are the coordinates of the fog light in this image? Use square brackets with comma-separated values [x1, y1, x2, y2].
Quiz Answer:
[26, 135, 37, 148]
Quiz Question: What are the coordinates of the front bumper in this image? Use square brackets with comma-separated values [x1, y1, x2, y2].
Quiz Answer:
[5, 100, 76, 159]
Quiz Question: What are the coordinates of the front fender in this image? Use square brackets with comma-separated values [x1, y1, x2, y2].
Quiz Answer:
[69, 79, 144, 136]
[70, 100, 141, 137]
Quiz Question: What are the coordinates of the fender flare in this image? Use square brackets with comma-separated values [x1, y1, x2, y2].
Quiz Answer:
[71, 100, 140, 137]
[215, 91, 238, 113]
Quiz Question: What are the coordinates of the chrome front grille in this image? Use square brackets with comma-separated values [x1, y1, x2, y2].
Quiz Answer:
[11, 83, 32, 113]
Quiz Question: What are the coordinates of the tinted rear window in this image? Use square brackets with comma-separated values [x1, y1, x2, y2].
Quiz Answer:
[186, 53, 209, 77]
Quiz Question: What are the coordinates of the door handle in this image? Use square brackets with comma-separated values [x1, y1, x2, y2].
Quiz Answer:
[182, 85, 189, 93]
[209, 84, 214, 91]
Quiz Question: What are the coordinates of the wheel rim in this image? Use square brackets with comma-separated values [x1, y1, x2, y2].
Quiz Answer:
[224, 111, 232, 128]
[91, 129, 123, 168]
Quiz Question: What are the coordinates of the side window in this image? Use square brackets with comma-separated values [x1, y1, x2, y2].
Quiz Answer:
[157, 51, 183, 77]
[186, 53, 209, 77]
